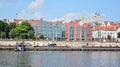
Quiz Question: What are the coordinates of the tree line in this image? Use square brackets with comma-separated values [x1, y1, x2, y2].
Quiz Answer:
[0, 20, 34, 40]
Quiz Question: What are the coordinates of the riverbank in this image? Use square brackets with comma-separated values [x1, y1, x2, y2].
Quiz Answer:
[0, 40, 120, 51]
[0, 40, 120, 47]
[1, 46, 120, 51]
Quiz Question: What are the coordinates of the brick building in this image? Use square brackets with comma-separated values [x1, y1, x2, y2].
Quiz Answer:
[65, 20, 92, 41]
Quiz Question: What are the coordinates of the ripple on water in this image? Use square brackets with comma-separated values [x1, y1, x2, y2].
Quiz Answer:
[0, 51, 120, 67]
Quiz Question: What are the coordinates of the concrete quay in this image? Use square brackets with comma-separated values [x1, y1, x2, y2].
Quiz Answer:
[0, 40, 87, 47]
[0, 40, 120, 47]
[1, 46, 120, 51]
[0, 40, 120, 51]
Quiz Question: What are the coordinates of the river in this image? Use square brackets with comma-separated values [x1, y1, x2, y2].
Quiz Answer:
[0, 51, 120, 67]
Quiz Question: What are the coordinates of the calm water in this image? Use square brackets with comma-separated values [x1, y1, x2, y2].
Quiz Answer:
[0, 51, 120, 67]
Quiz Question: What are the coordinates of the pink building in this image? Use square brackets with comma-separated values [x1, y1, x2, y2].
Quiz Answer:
[65, 20, 81, 41]
[81, 23, 93, 41]
[65, 20, 92, 41]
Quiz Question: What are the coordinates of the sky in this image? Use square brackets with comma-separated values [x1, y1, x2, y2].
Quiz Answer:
[0, 0, 120, 22]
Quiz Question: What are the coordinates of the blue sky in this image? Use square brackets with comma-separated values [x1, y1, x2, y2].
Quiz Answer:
[0, 0, 120, 22]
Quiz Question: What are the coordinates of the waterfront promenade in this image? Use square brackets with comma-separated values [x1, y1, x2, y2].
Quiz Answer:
[0, 40, 120, 47]
[0, 40, 120, 51]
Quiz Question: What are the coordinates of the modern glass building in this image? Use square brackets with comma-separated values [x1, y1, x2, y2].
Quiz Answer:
[32, 25, 38, 36]
[40, 20, 66, 41]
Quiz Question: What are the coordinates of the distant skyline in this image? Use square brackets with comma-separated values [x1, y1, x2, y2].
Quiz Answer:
[0, 0, 120, 22]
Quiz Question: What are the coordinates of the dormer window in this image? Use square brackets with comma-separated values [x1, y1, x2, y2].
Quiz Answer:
[107, 22, 110, 26]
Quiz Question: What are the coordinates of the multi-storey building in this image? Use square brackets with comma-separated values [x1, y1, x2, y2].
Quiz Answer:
[81, 23, 93, 41]
[80, 13, 104, 25]
[66, 20, 81, 41]
[40, 19, 66, 41]
[12, 18, 93, 41]
[3, 12, 120, 41]
[92, 21, 120, 41]
[66, 20, 93, 41]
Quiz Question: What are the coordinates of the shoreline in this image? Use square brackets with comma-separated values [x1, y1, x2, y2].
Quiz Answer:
[0, 40, 120, 51]
[1, 46, 120, 51]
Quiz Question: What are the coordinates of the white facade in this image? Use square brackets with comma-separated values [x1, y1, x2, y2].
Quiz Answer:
[93, 30, 117, 41]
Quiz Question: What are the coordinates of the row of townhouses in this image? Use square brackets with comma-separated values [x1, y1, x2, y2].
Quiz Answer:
[3, 13, 120, 41]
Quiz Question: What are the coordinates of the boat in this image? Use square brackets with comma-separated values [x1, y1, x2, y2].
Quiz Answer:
[15, 42, 26, 51]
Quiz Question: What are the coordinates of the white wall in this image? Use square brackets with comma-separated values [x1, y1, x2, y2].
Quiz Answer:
[93, 30, 117, 39]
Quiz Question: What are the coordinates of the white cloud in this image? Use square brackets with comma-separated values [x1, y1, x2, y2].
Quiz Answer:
[28, 0, 44, 9]
[52, 13, 80, 23]
[18, 0, 45, 19]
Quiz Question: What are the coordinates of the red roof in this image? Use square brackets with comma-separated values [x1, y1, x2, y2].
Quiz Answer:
[93, 25, 116, 31]
[14, 19, 40, 26]
[80, 23, 92, 28]
[104, 21, 118, 26]
[93, 21, 120, 31]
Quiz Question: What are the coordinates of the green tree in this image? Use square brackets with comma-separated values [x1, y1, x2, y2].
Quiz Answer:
[39, 34, 44, 39]
[1, 32, 6, 39]
[19, 33, 27, 39]
[0, 20, 10, 38]
[117, 32, 120, 38]
[9, 22, 16, 29]
[9, 29, 17, 38]
[107, 35, 111, 41]
[15, 21, 34, 39]
[27, 30, 34, 39]
[32, 35, 36, 40]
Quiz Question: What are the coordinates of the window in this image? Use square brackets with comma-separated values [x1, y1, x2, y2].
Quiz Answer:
[113, 36, 114, 38]
[70, 26, 74, 40]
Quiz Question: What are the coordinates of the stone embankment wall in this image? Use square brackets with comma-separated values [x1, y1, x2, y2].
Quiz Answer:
[0, 41, 120, 47]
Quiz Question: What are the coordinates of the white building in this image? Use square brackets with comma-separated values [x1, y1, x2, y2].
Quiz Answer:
[92, 21, 120, 41]
[80, 13, 104, 25]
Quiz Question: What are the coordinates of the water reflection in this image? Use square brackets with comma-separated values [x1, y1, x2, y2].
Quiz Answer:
[0, 51, 120, 67]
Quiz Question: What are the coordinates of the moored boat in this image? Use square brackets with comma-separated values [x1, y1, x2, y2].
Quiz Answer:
[15, 42, 26, 51]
